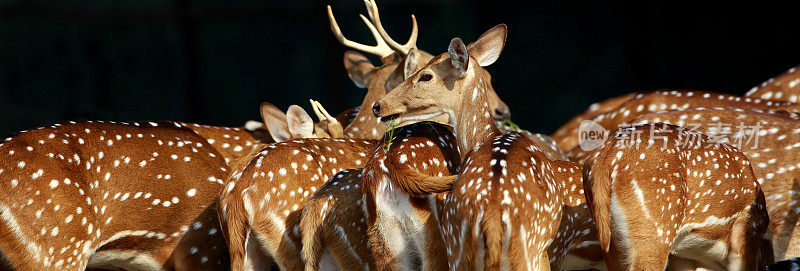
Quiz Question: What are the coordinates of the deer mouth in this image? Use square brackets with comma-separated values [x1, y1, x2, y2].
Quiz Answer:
[379, 113, 400, 123]
[379, 110, 450, 127]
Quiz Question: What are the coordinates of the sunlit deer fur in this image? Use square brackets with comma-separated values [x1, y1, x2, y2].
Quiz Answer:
[328, 0, 511, 140]
[219, 137, 377, 271]
[372, 24, 595, 270]
[555, 90, 800, 156]
[300, 122, 458, 271]
[180, 100, 343, 167]
[551, 93, 636, 152]
[624, 108, 800, 261]
[0, 121, 230, 270]
[583, 123, 770, 270]
[745, 65, 800, 103]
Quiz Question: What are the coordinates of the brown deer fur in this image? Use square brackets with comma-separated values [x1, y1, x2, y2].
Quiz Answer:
[583, 123, 769, 270]
[0, 121, 230, 270]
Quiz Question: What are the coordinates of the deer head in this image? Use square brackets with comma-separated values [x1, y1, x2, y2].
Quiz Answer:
[259, 101, 342, 142]
[373, 24, 508, 154]
[328, 2, 511, 139]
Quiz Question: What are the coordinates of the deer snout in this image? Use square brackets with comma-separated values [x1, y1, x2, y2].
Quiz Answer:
[494, 108, 511, 120]
[372, 102, 381, 117]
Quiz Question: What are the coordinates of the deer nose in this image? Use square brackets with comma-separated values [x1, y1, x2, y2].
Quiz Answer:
[495, 108, 511, 119]
[372, 102, 381, 117]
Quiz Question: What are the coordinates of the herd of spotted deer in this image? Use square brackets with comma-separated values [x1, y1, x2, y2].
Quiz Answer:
[1, 1, 799, 270]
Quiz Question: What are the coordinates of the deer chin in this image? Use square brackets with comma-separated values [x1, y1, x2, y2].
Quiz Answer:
[382, 110, 452, 127]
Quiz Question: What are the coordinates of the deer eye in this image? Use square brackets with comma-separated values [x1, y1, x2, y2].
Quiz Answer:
[418, 73, 433, 82]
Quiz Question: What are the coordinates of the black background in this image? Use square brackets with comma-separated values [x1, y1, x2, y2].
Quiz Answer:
[1, 0, 798, 136]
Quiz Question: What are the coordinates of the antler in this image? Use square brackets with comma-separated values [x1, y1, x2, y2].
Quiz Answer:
[363, 0, 418, 55]
[310, 99, 344, 138]
[327, 5, 394, 58]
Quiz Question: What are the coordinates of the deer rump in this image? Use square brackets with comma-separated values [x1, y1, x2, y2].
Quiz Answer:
[582, 124, 770, 270]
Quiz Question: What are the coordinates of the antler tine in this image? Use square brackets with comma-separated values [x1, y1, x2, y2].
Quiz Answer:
[327, 5, 395, 58]
[309, 99, 325, 122]
[309, 99, 344, 137]
[363, 0, 418, 55]
[317, 101, 338, 123]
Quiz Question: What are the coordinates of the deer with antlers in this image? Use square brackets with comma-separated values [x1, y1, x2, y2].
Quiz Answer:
[327, 0, 511, 141]
[371, 24, 601, 270]
[619, 107, 800, 261]
[582, 123, 770, 270]
[0, 121, 232, 270]
[218, 2, 514, 269]
[180, 100, 344, 167]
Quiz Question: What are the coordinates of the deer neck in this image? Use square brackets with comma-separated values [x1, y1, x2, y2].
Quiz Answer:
[453, 71, 501, 160]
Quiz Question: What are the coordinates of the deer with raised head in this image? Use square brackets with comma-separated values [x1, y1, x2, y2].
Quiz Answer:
[620, 107, 800, 261]
[327, 0, 511, 140]
[556, 90, 800, 158]
[371, 24, 600, 270]
[745, 65, 800, 103]
[0, 121, 232, 270]
[582, 123, 770, 270]
[218, 2, 514, 269]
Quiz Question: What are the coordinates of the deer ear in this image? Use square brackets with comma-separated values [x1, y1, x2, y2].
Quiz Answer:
[467, 24, 507, 67]
[344, 51, 376, 89]
[448, 38, 469, 77]
[286, 105, 315, 139]
[403, 48, 419, 79]
[260, 102, 292, 142]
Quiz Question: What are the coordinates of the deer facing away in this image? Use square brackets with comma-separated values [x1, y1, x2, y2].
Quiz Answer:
[582, 123, 770, 270]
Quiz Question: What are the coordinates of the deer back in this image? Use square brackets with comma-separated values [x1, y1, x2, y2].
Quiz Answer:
[358, 121, 459, 270]
[552, 93, 638, 151]
[583, 123, 769, 269]
[746, 65, 800, 103]
[627, 108, 800, 260]
[181, 122, 272, 165]
[0, 121, 230, 270]
[219, 137, 377, 270]
[560, 90, 799, 157]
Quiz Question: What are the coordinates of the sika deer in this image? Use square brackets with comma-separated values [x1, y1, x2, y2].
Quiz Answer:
[372, 24, 579, 270]
[582, 123, 770, 270]
[328, 0, 511, 140]
[745, 65, 800, 103]
[625, 107, 800, 260]
[0, 121, 230, 270]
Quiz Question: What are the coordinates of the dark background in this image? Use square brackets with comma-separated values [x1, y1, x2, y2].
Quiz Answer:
[1, 0, 798, 136]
